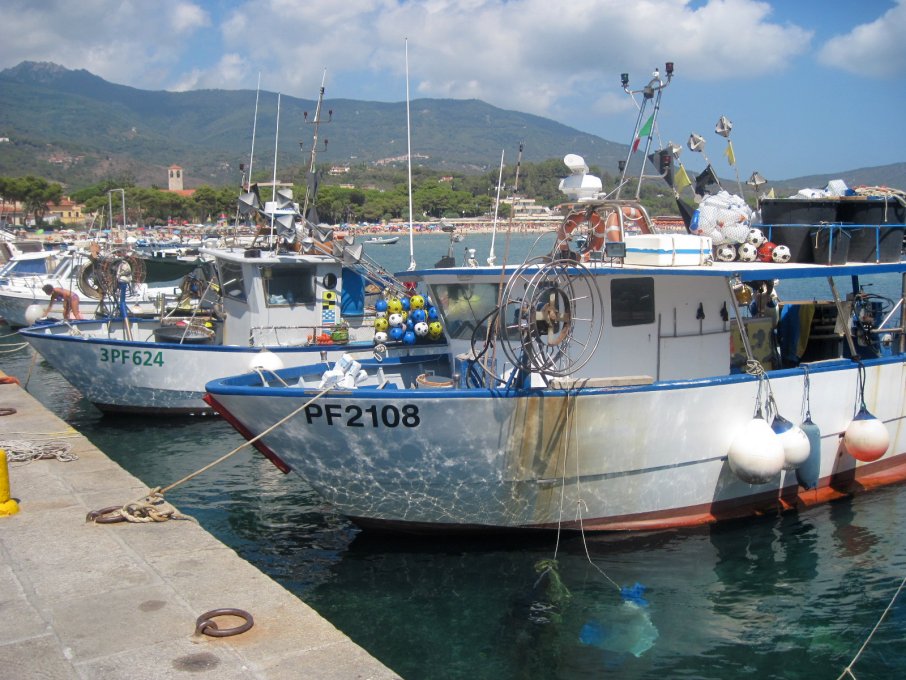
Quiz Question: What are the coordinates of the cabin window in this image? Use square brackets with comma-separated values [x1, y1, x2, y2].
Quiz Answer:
[611, 277, 655, 327]
[218, 261, 247, 302]
[7, 259, 50, 276]
[430, 282, 501, 340]
[265, 266, 316, 306]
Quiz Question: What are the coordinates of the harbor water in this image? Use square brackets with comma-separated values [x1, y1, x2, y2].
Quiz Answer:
[2, 230, 905, 679]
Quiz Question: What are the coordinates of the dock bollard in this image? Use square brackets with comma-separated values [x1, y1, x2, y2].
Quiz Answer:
[0, 449, 20, 517]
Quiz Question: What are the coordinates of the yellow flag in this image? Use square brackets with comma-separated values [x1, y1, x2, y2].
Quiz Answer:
[725, 140, 736, 166]
[674, 164, 692, 192]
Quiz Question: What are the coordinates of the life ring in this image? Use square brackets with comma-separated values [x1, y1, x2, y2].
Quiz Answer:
[621, 205, 650, 233]
[557, 210, 602, 246]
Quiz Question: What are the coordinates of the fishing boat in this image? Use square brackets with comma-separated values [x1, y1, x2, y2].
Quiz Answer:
[364, 235, 400, 245]
[17, 209, 444, 414]
[0, 247, 200, 328]
[204, 65, 906, 533]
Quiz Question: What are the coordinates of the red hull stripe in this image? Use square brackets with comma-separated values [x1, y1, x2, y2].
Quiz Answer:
[202, 393, 292, 474]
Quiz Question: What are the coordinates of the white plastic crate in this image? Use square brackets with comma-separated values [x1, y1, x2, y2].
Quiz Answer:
[624, 234, 712, 266]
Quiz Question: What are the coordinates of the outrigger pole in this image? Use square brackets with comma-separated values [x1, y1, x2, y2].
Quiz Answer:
[617, 62, 674, 200]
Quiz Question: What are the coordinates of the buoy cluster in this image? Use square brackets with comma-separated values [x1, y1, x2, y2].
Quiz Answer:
[373, 293, 444, 345]
[728, 400, 890, 486]
[714, 228, 792, 263]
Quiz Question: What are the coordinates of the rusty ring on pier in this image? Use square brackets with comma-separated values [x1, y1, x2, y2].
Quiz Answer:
[0, 407, 16, 416]
[195, 609, 255, 638]
[86, 506, 127, 523]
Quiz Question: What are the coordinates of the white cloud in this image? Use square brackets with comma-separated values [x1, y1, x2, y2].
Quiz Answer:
[0, 0, 812, 116]
[817, 0, 906, 77]
[170, 2, 210, 34]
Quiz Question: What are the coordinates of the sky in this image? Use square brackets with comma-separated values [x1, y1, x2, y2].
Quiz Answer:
[1, 0, 905, 181]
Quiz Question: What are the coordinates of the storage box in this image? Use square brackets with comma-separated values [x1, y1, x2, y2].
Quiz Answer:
[624, 234, 712, 266]
[758, 198, 839, 263]
[810, 225, 851, 265]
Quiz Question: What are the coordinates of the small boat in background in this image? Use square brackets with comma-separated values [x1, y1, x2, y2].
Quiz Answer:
[364, 235, 400, 245]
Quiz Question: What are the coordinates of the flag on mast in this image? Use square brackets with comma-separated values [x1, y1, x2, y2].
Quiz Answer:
[674, 164, 692, 192]
[632, 114, 654, 153]
[724, 140, 736, 166]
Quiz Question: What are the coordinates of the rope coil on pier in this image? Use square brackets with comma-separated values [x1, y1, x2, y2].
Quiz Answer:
[2, 439, 77, 463]
[86, 489, 196, 524]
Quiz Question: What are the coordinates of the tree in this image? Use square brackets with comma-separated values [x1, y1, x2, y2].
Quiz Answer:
[0, 175, 64, 225]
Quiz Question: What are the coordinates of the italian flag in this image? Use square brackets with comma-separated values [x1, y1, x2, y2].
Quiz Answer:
[632, 114, 654, 153]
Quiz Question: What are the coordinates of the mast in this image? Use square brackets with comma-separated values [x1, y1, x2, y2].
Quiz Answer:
[488, 149, 505, 266]
[405, 38, 416, 271]
[270, 93, 281, 245]
[247, 73, 261, 190]
[616, 62, 674, 200]
[301, 69, 330, 226]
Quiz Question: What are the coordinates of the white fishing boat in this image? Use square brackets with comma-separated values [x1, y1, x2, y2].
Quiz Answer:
[19, 239, 443, 414]
[0, 247, 197, 328]
[204, 66, 906, 533]
[364, 235, 400, 245]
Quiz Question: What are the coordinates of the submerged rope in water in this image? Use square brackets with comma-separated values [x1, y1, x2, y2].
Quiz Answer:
[0, 342, 30, 354]
[836, 573, 906, 680]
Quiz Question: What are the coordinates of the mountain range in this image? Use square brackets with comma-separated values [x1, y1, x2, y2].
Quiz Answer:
[1, 61, 904, 193]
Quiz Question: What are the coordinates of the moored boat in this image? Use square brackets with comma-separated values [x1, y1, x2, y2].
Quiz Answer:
[20, 242, 440, 415]
[204, 65, 906, 533]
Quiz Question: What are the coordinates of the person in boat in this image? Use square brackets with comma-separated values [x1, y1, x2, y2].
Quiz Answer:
[41, 284, 83, 320]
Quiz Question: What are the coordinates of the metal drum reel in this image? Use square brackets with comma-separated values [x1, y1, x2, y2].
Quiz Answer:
[498, 257, 604, 378]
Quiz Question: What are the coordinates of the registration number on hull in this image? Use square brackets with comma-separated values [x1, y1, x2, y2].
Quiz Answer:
[99, 348, 164, 367]
[305, 403, 420, 428]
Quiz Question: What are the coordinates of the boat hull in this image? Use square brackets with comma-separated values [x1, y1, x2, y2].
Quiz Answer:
[205, 357, 906, 532]
[21, 319, 426, 415]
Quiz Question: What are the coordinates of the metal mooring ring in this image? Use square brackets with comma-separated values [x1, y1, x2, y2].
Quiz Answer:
[86, 506, 127, 523]
[0, 407, 16, 416]
[195, 608, 254, 638]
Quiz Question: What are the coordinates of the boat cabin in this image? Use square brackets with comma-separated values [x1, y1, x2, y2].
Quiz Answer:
[410, 257, 905, 388]
[206, 247, 371, 347]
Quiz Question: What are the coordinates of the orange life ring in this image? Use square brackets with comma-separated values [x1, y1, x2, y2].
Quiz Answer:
[557, 210, 604, 249]
[0, 376, 21, 386]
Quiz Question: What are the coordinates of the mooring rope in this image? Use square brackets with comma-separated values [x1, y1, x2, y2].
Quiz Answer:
[836, 573, 906, 679]
[87, 385, 334, 524]
[2, 439, 78, 464]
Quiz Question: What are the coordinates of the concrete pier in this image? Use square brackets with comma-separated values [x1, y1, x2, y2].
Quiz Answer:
[0, 377, 400, 679]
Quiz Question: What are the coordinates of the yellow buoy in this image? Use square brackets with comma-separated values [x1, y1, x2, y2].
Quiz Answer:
[1, 449, 20, 517]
